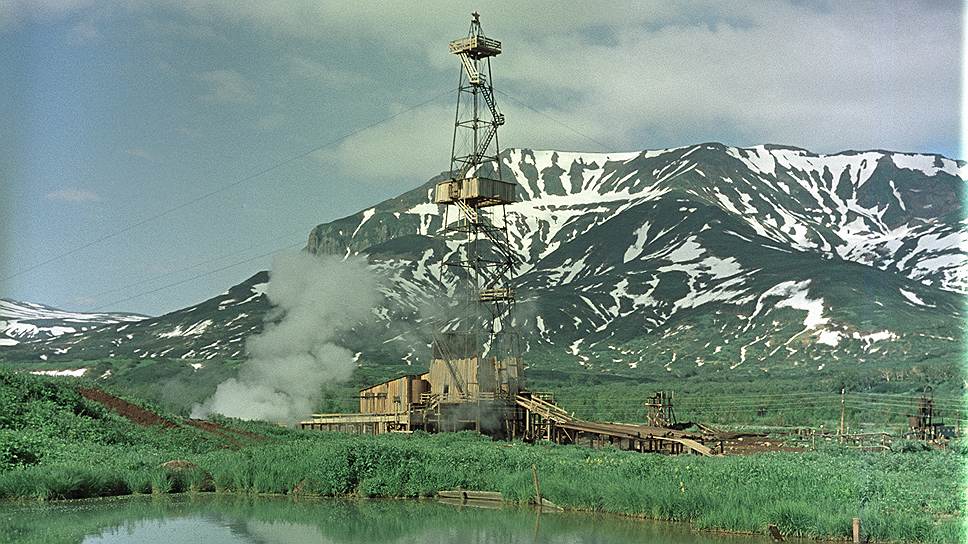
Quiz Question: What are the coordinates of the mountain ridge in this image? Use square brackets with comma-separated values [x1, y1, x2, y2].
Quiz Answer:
[2, 143, 963, 383]
[0, 298, 146, 348]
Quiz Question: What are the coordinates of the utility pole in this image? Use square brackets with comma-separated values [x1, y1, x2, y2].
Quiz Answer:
[839, 386, 846, 438]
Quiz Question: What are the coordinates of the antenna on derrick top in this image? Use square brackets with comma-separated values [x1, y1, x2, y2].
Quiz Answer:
[432, 12, 521, 390]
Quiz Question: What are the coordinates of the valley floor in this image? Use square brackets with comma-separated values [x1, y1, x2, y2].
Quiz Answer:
[0, 370, 964, 543]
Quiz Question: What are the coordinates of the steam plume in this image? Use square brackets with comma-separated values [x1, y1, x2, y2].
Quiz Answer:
[192, 252, 380, 424]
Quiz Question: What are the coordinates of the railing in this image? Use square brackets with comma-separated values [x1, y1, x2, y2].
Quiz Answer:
[449, 36, 502, 55]
[453, 197, 519, 267]
[454, 198, 479, 223]
[516, 393, 571, 423]
[419, 393, 441, 414]
[479, 288, 513, 302]
[456, 53, 482, 84]
[479, 86, 503, 124]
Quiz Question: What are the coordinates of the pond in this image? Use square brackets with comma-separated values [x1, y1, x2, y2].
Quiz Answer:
[0, 495, 775, 544]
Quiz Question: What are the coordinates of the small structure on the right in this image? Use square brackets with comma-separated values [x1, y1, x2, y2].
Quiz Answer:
[907, 388, 954, 441]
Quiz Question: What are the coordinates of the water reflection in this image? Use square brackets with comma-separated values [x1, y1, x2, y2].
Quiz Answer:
[0, 495, 771, 544]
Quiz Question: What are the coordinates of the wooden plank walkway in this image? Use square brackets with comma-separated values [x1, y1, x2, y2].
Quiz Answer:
[515, 393, 714, 456]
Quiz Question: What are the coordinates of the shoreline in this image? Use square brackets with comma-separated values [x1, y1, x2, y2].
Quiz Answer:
[0, 485, 939, 544]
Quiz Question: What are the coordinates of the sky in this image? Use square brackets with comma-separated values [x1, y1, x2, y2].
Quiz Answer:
[0, 1, 963, 316]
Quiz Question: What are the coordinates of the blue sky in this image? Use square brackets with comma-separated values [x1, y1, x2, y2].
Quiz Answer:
[0, 1, 962, 315]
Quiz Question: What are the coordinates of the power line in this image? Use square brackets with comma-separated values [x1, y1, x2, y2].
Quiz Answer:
[76, 88, 610, 313]
[853, 391, 964, 402]
[2, 88, 454, 284]
[558, 398, 841, 408]
[81, 228, 310, 304]
[89, 241, 304, 311]
[555, 393, 841, 405]
[555, 391, 834, 399]
[557, 397, 966, 415]
[850, 398, 964, 408]
[556, 390, 965, 407]
[496, 89, 617, 151]
[846, 399, 965, 413]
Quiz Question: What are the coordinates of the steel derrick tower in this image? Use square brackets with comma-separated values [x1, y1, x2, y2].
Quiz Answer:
[433, 12, 520, 395]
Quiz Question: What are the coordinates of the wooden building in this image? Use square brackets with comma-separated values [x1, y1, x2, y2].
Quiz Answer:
[299, 333, 526, 437]
[358, 374, 430, 415]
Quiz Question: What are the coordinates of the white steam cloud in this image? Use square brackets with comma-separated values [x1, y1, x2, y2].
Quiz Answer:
[191, 252, 380, 424]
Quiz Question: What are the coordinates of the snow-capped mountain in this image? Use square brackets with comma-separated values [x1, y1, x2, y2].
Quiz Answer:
[0, 299, 146, 347]
[0, 278, 270, 362]
[3, 144, 964, 379]
[314, 143, 966, 295]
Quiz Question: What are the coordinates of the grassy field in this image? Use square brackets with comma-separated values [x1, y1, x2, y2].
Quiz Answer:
[525, 359, 967, 431]
[6, 354, 963, 433]
[0, 369, 964, 542]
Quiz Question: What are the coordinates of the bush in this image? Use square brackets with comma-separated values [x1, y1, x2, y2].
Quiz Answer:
[891, 439, 933, 453]
[0, 430, 53, 468]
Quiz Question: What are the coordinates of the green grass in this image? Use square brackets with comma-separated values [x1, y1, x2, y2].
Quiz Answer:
[0, 369, 963, 543]
[533, 365, 965, 430]
[183, 433, 964, 542]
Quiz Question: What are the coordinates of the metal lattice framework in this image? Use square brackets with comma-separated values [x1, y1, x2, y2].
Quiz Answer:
[434, 12, 520, 363]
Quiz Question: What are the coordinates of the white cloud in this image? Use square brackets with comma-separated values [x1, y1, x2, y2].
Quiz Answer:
[312, 102, 455, 183]
[311, 93, 618, 186]
[3, 1, 961, 158]
[163, 1, 959, 156]
[488, 2, 961, 155]
[195, 69, 255, 104]
[287, 55, 371, 89]
[153, 1, 718, 47]
[46, 188, 101, 202]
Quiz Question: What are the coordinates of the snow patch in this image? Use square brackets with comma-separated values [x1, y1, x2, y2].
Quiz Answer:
[748, 280, 827, 331]
[888, 180, 906, 211]
[852, 330, 898, 344]
[816, 330, 842, 347]
[351, 208, 377, 238]
[30, 368, 88, 377]
[623, 222, 651, 263]
[892, 153, 964, 178]
[899, 288, 934, 307]
[159, 319, 214, 338]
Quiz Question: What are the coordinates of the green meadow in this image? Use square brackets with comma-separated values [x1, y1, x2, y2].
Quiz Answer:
[0, 369, 963, 543]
